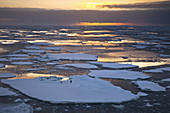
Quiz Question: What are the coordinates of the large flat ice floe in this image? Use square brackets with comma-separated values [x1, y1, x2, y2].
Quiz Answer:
[47, 53, 98, 61]
[89, 70, 150, 80]
[133, 81, 166, 92]
[63, 63, 98, 69]
[1, 75, 138, 103]
[0, 87, 17, 96]
[0, 73, 16, 78]
[0, 103, 33, 113]
[89, 62, 138, 69]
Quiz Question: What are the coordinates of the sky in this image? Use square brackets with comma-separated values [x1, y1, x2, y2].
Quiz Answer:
[0, 0, 170, 25]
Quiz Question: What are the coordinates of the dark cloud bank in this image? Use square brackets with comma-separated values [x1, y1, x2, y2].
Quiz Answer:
[97, 0, 170, 9]
[0, 7, 170, 25]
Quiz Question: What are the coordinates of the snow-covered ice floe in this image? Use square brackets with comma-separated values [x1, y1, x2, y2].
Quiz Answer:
[44, 47, 61, 51]
[63, 63, 98, 69]
[133, 81, 166, 92]
[0, 87, 17, 96]
[25, 46, 40, 50]
[11, 62, 33, 65]
[47, 53, 98, 61]
[1, 75, 138, 104]
[161, 78, 170, 82]
[0, 73, 16, 78]
[89, 62, 138, 69]
[0, 103, 33, 113]
[89, 70, 150, 80]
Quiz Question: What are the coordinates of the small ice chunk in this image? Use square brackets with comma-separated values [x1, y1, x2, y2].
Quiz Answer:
[89, 70, 150, 80]
[0, 103, 33, 113]
[35, 107, 42, 111]
[11, 62, 33, 65]
[63, 63, 98, 69]
[0, 73, 16, 78]
[136, 92, 148, 97]
[44, 47, 61, 51]
[0, 87, 17, 96]
[14, 99, 23, 103]
[89, 62, 138, 69]
[46, 62, 58, 65]
[24, 68, 46, 71]
[145, 103, 153, 107]
[27, 53, 41, 56]
[159, 54, 170, 58]
[112, 104, 124, 109]
[47, 53, 98, 61]
[134, 81, 166, 92]
[166, 86, 170, 88]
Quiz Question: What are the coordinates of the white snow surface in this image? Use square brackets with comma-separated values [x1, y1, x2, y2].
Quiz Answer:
[134, 81, 166, 92]
[0, 103, 33, 113]
[1, 75, 138, 103]
[11, 62, 33, 65]
[47, 53, 98, 61]
[0, 87, 17, 96]
[0, 73, 16, 78]
[63, 63, 98, 69]
[44, 47, 61, 51]
[89, 62, 138, 69]
[89, 70, 150, 80]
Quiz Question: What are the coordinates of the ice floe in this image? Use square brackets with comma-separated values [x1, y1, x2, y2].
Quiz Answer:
[25, 46, 40, 50]
[143, 67, 170, 73]
[1, 75, 138, 103]
[31, 42, 53, 46]
[21, 49, 46, 53]
[44, 47, 61, 51]
[0, 58, 10, 62]
[0, 103, 33, 113]
[9, 57, 28, 61]
[24, 68, 46, 72]
[88, 70, 150, 80]
[158, 54, 170, 58]
[133, 81, 166, 92]
[0, 87, 17, 96]
[63, 63, 98, 69]
[0, 73, 16, 78]
[161, 78, 170, 82]
[6, 54, 29, 57]
[11, 62, 33, 65]
[47, 53, 98, 61]
[0, 64, 5, 68]
[136, 92, 148, 97]
[89, 62, 138, 69]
